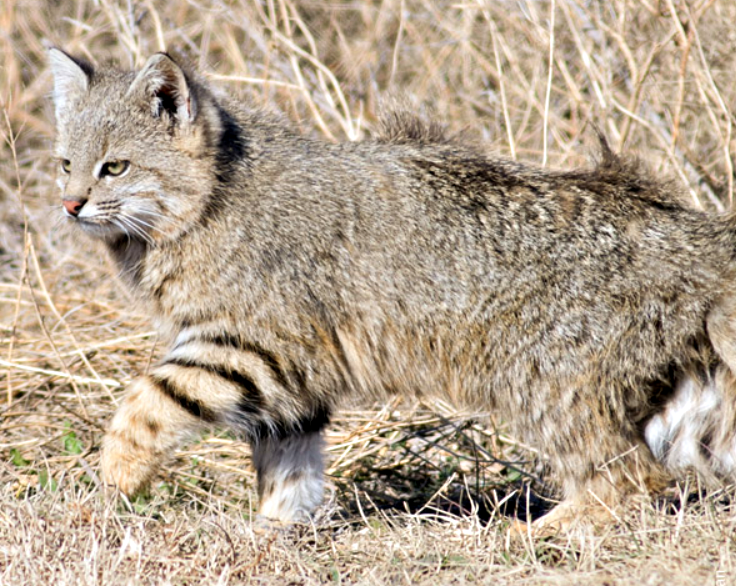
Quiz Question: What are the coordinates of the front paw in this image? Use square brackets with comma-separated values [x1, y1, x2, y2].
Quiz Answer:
[100, 430, 159, 496]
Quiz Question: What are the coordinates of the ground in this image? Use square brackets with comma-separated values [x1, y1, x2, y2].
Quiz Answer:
[1, 0, 735, 584]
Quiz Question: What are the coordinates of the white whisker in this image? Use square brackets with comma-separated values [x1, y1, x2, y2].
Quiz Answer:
[127, 214, 168, 235]
[122, 215, 158, 244]
[110, 218, 132, 243]
[115, 216, 141, 241]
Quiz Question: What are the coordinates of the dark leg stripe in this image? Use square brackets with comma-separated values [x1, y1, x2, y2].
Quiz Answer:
[299, 403, 331, 435]
[199, 335, 295, 391]
[171, 333, 241, 352]
[246, 403, 332, 443]
[151, 375, 217, 422]
[242, 342, 294, 390]
[162, 357, 265, 409]
[207, 333, 243, 350]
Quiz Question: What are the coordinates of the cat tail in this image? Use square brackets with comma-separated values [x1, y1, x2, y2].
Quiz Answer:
[644, 363, 736, 483]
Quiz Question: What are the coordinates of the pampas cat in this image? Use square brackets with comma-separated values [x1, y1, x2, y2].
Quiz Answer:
[49, 47, 736, 529]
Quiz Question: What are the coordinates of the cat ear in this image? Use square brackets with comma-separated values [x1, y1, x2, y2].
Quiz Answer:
[48, 48, 92, 121]
[127, 53, 196, 127]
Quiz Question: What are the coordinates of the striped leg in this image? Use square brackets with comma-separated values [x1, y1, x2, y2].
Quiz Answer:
[101, 332, 330, 521]
[101, 373, 211, 495]
[101, 332, 274, 495]
[101, 339, 271, 495]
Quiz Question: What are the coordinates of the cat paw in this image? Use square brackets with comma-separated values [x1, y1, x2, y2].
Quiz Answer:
[100, 431, 158, 496]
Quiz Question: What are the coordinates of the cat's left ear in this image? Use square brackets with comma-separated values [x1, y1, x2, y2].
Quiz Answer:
[48, 48, 93, 122]
[127, 53, 196, 128]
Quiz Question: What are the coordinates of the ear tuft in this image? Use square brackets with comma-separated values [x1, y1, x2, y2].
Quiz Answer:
[48, 48, 92, 121]
[127, 53, 196, 127]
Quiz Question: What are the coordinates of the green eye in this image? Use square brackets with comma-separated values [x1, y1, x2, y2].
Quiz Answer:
[101, 160, 130, 177]
[60, 159, 71, 174]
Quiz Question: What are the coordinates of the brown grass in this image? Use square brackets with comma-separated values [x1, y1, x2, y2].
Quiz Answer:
[1, 0, 736, 583]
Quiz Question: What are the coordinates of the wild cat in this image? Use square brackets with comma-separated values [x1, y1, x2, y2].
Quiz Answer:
[49, 47, 736, 530]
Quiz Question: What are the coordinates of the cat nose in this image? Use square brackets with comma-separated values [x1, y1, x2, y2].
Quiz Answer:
[63, 198, 87, 217]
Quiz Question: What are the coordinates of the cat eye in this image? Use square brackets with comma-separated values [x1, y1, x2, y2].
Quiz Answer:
[101, 160, 130, 177]
[60, 159, 71, 174]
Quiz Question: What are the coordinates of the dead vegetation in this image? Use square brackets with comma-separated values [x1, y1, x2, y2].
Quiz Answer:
[1, 0, 735, 583]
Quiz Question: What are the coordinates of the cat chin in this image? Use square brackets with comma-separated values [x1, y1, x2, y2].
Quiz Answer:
[73, 218, 124, 241]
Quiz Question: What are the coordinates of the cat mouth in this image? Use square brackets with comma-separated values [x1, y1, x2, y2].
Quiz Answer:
[67, 215, 114, 238]
[67, 209, 160, 245]
[64, 211, 129, 241]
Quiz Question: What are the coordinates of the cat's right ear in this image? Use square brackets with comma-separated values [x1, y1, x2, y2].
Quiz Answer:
[48, 48, 92, 122]
[126, 53, 196, 130]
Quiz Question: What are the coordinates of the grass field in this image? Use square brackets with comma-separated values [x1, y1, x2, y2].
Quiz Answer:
[2, 0, 736, 583]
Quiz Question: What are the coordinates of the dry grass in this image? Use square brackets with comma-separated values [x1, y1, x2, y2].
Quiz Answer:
[2, 0, 736, 583]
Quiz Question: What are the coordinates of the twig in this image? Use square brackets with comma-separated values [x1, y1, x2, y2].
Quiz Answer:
[0, 358, 121, 389]
[542, 0, 556, 167]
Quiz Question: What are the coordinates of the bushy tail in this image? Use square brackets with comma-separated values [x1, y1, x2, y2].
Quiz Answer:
[645, 364, 736, 482]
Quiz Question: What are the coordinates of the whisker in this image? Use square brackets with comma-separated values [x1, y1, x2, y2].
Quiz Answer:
[110, 218, 132, 244]
[135, 205, 176, 225]
[118, 219, 148, 244]
[119, 215, 155, 246]
[117, 216, 148, 245]
[127, 214, 170, 236]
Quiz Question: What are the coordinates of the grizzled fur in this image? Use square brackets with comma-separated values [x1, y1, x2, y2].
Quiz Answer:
[50, 48, 736, 528]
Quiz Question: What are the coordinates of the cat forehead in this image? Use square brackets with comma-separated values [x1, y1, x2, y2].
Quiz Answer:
[60, 73, 154, 131]
[56, 106, 154, 164]
[86, 71, 136, 104]
[89, 66, 135, 87]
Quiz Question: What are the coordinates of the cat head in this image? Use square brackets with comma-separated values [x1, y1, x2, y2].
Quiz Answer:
[49, 49, 225, 245]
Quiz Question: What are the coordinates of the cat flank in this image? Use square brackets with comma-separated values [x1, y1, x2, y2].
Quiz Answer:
[50, 47, 736, 531]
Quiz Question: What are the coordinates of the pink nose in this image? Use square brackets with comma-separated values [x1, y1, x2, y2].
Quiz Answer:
[63, 199, 86, 217]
